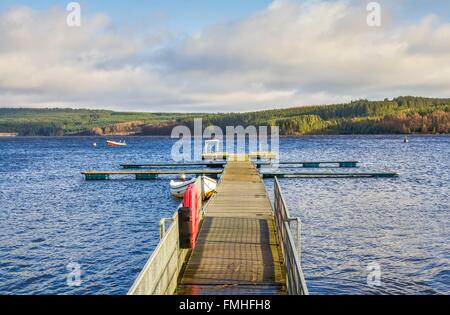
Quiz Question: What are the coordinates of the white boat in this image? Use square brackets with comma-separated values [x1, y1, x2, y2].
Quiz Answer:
[204, 139, 221, 154]
[107, 140, 127, 147]
[170, 175, 217, 199]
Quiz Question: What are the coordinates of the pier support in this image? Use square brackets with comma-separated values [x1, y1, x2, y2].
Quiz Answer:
[303, 163, 320, 168]
[85, 174, 110, 180]
[136, 174, 159, 180]
[339, 162, 358, 168]
[81, 169, 223, 180]
[123, 165, 142, 169]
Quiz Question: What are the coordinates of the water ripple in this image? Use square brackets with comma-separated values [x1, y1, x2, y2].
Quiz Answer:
[0, 135, 449, 295]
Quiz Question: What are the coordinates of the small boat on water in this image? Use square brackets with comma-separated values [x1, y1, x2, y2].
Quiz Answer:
[404, 136, 409, 143]
[107, 140, 127, 147]
[170, 175, 217, 199]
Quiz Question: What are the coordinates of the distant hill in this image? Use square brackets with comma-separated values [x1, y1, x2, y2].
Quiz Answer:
[0, 108, 195, 136]
[1, 96, 449, 136]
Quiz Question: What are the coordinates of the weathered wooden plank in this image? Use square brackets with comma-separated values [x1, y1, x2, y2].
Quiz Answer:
[81, 169, 222, 180]
[177, 284, 285, 295]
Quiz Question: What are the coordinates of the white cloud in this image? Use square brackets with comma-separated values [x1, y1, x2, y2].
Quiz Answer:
[0, 1, 449, 112]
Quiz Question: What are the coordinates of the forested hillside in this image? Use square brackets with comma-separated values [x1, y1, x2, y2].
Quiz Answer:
[1, 97, 449, 136]
[0, 108, 195, 136]
[177, 96, 450, 135]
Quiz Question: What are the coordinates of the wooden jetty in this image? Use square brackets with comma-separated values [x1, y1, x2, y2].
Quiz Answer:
[178, 160, 286, 294]
[81, 169, 222, 180]
[94, 152, 398, 295]
[128, 157, 308, 295]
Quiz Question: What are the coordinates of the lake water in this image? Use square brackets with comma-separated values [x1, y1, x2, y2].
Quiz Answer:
[0, 136, 448, 295]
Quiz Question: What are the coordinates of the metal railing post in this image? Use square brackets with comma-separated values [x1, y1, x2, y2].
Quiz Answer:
[296, 218, 301, 262]
[159, 217, 175, 240]
[159, 218, 165, 240]
[287, 218, 301, 260]
[273, 177, 308, 295]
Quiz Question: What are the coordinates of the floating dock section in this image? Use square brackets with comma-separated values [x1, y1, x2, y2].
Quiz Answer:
[121, 160, 360, 169]
[259, 161, 359, 168]
[81, 169, 222, 180]
[120, 162, 227, 169]
[262, 172, 399, 178]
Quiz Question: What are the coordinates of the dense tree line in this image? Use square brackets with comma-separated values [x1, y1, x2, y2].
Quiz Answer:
[176, 97, 450, 135]
[0, 108, 190, 136]
[1, 97, 449, 136]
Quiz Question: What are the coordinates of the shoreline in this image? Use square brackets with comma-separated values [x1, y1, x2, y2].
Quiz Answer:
[0, 133, 18, 137]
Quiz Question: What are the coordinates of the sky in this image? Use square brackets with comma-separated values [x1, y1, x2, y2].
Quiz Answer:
[1, 0, 450, 112]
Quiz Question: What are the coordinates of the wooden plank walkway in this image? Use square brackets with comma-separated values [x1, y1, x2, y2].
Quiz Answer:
[177, 160, 286, 295]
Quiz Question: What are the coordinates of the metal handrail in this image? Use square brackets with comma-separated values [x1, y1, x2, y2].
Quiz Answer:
[128, 210, 181, 295]
[128, 176, 205, 295]
[274, 177, 309, 295]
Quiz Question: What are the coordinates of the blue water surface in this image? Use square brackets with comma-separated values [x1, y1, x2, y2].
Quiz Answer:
[0, 135, 448, 295]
